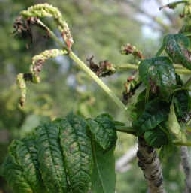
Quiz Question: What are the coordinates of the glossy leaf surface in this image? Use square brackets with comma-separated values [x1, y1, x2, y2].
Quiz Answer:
[161, 34, 191, 70]
[144, 128, 168, 148]
[133, 99, 170, 136]
[139, 56, 177, 99]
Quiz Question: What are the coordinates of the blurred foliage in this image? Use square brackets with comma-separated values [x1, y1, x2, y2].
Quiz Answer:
[0, 0, 187, 192]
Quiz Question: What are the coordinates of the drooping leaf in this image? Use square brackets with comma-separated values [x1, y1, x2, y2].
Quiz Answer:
[163, 34, 191, 70]
[36, 122, 68, 193]
[133, 98, 170, 136]
[138, 56, 177, 99]
[87, 113, 117, 150]
[14, 135, 45, 193]
[1, 151, 34, 193]
[144, 127, 168, 148]
[91, 141, 116, 193]
[58, 114, 92, 193]
[2, 113, 117, 193]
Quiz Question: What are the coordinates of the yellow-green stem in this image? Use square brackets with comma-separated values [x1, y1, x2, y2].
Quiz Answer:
[69, 52, 127, 112]
[174, 141, 191, 146]
[38, 19, 127, 113]
[176, 69, 191, 74]
[37, 19, 68, 50]
[116, 64, 191, 74]
[115, 64, 138, 70]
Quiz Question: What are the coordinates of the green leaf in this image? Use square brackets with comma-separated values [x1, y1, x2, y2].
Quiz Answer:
[91, 141, 116, 193]
[167, 103, 186, 142]
[1, 155, 34, 193]
[173, 90, 190, 119]
[59, 114, 92, 193]
[159, 143, 177, 161]
[138, 56, 177, 99]
[15, 135, 45, 193]
[36, 122, 68, 193]
[1, 140, 39, 193]
[130, 89, 146, 121]
[87, 113, 117, 150]
[173, 74, 190, 119]
[133, 98, 170, 136]
[2, 113, 117, 193]
[163, 34, 191, 70]
[144, 127, 168, 148]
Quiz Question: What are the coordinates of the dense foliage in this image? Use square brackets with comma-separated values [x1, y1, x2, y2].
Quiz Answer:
[1, 113, 117, 193]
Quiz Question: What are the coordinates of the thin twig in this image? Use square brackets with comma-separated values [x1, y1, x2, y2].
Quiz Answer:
[37, 19, 128, 113]
[69, 51, 127, 112]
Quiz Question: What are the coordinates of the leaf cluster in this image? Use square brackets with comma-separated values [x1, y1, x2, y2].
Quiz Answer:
[133, 33, 191, 148]
[1, 113, 117, 193]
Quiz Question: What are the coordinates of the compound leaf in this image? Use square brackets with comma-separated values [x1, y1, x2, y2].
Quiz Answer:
[1, 113, 117, 193]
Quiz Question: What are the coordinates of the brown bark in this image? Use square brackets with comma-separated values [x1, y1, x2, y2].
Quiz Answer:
[137, 137, 166, 193]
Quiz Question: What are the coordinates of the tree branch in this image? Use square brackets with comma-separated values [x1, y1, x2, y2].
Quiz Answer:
[137, 137, 166, 193]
